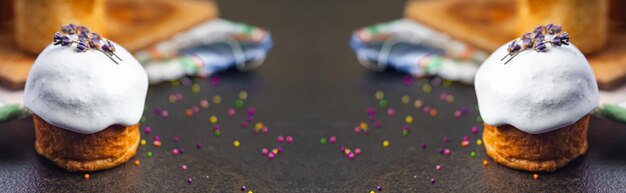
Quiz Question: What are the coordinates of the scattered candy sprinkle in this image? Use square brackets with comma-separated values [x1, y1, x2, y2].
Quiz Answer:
[286, 136, 294, 144]
[329, 136, 337, 143]
[182, 165, 188, 171]
[233, 140, 240, 148]
[134, 160, 140, 166]
[213, 95, 222, 104]
[147, 151, 153, 157]
[477, 139, 483, 145]
[470, 151, 476, 157]
[401, 95, 410, 104]
[483, 159, 489, 166]
[375, 91, 384, 100]
[140, 139, 146, 146]
[533, 173, 539, 180]
[383, 140, 390, 148]
[320, 137, 328, 144]
[84, 173, 90, 180]
[405, 116, 413, 124]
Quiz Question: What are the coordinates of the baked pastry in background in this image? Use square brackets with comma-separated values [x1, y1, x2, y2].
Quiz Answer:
[475, 24, 599, 172]
[14, 0, 106, 55]
[515, 0, 608, 54]
[24, 24, 147, 172]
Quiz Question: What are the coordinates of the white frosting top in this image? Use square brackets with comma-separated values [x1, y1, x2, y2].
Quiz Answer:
[474, 43, 598, 134]
[24, 42, 148, 134]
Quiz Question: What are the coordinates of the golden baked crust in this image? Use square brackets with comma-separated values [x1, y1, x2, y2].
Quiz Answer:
[33, 114, 139, 172]
[482, 115, 589, 172]
[515, 0, 608, 54]
[14, 0, 106, 55]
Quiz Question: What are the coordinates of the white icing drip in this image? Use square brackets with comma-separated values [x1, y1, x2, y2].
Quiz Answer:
[474, 43, 598, 134]
[24, 42, 148, 134]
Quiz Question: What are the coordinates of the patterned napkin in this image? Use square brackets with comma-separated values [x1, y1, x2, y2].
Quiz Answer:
[351, 19, 626, 124]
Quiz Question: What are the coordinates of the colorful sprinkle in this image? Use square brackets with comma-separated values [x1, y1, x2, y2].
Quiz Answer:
[277, 135, 285, 143]
[470, 151, 476, 157]
[84, 173, 90, 180]
[477, 139, 483, 145]
[239, 91, 248, 100]
[320, 137, 328, 144]
[182, 165, 188, 171]
[383, 140, 390, 148]
[405, 116, 413, 124]
[140, 139, 146, 146]
[483, 159, 489, 166]
[210, 116, 218, 124]
[436, 165, 441, 171]
[213, 95, 222, 104]
[413, 99, 423, 108]
[172, 148, 180, 156]
[533, 173, 539, 180]
[444, 149, 450, 155]
[233, 140, 240, 148]
[387, 108, 396, 117]
[375, 91, 384, 100]
[134, 160, 140, 166]
[228, 108, 236, 116]
[329, 136, 337, 143]
[286, 136, 294, 144]
[187, 178, 192, 184]
[401, 95, 410, 104]
[379, 99, 388, 108]
[422, 84, 432, 93]
[200, 99, 209, 108]
[147, 151, 153, 157]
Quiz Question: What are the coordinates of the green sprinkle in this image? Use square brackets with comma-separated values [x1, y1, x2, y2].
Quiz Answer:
[402, 130, 410, 136]
[140, 116, 146, 123]
[214, 130, 221, 136]
[379, 99, 388, 108]
[147, 151, 153, 158]
[320, 137, 328, 144]
[235, 99, 244, 108]
[470, 151, 476, 157]
[191, 84, 201, 93]
[476, 116, 483, 123]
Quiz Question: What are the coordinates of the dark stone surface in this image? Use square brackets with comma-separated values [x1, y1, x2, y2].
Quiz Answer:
[1, 0, 625, 192]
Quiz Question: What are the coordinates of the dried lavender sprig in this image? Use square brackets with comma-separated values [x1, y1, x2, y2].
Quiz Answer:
[501, 24, 570, 64]
[53, 24, 121, 64]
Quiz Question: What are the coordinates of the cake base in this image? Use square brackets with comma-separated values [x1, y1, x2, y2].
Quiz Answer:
[33, 115, 140, 172]
[482, 115, 589, 172]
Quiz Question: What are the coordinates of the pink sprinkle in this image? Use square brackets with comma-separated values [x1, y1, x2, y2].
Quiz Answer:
[276, 146, 283, 153]
[366, 107, 376, 115]
[154, 136, 161, 141]
[286, 136, 294, 144]
[227, 108, 236, 116]
[209, 76, 220, 87]
[354, 127, 362, 133]
[247, 107, 257, 115]
[261, 126, 269, 133]
[172, 148, 180, 156]
[472, 126, 478, 134]
[354, 148, 361, 155]
[268, 152, 275, 159]
[443, 136, 449, 143]
[436, 165, 441, 171]
[463, 136, 469, 141]
[182, 165, 188, 171]
[173, 136, 180, 143]
[144, 126, 152, 134]
[213, 125, 221, 131]
[192, 106, 200, 113]
[403, 75, 413, 86]
[387, 108, 396, 117]
[402, 125, 410, 131]
[277, 135, 285, 143]
[175, 92, 184, 101]
[454, 110, 462, 118]
[261, 148, 269, 155]
[341, 146, 346, 152]
[241, 121, 249, 128]
[423, 106, 431, 113]
[444, 149, 451, 155]
[439, 93, 447, 101]
[374, 121, 382, 128]
[161, 110, 169, 117]
[348, 152, 355, 159]
[329, 136, 337, 143]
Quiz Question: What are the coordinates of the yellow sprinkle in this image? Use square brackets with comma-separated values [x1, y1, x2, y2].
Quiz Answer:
[272, 148, 279, 154]
[401, 95, 410, 104]
[233, 140, 240, 148]
[255, 122, 264, 129]
[209, 116, 218, 124]
[405, 115, 413, 124]
[191, 84, 200, 93]
[213, 95, 222, 104]
[168, 95, 177, 103]
[446, 95, 455, 103]
[359, 122, 368, 129]
[344, 148, 351, 155]
[422, 84, 432, 93]
[134, 160, 140, 166]
[248, 191, 253, 193]
[413, 99, 423, 108]
[443, 79, 453, 86]
[370, 191, 376, 193]
[140, 139, 146, 146]
[383, 140, 390, 148]
[239, 91, 248, 100]
[483, 159, 488, 166]
[375, 91, 384, 100]
[170, 80, 180, 86]
[477, 139, 483, 145]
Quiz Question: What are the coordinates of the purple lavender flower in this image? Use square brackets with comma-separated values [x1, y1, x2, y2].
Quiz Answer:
[560, 32, 570, 45]
[61, 24, 77, 34]
[52, 32, 63, 45]
[76, 41, 88, 52]
[551, 36, 562, 46]
[535, 42, 547, 52]
[61, 36, 72, 46]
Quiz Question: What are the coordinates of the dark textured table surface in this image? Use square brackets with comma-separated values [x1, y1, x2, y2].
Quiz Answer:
[1, 0, 626, 192]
